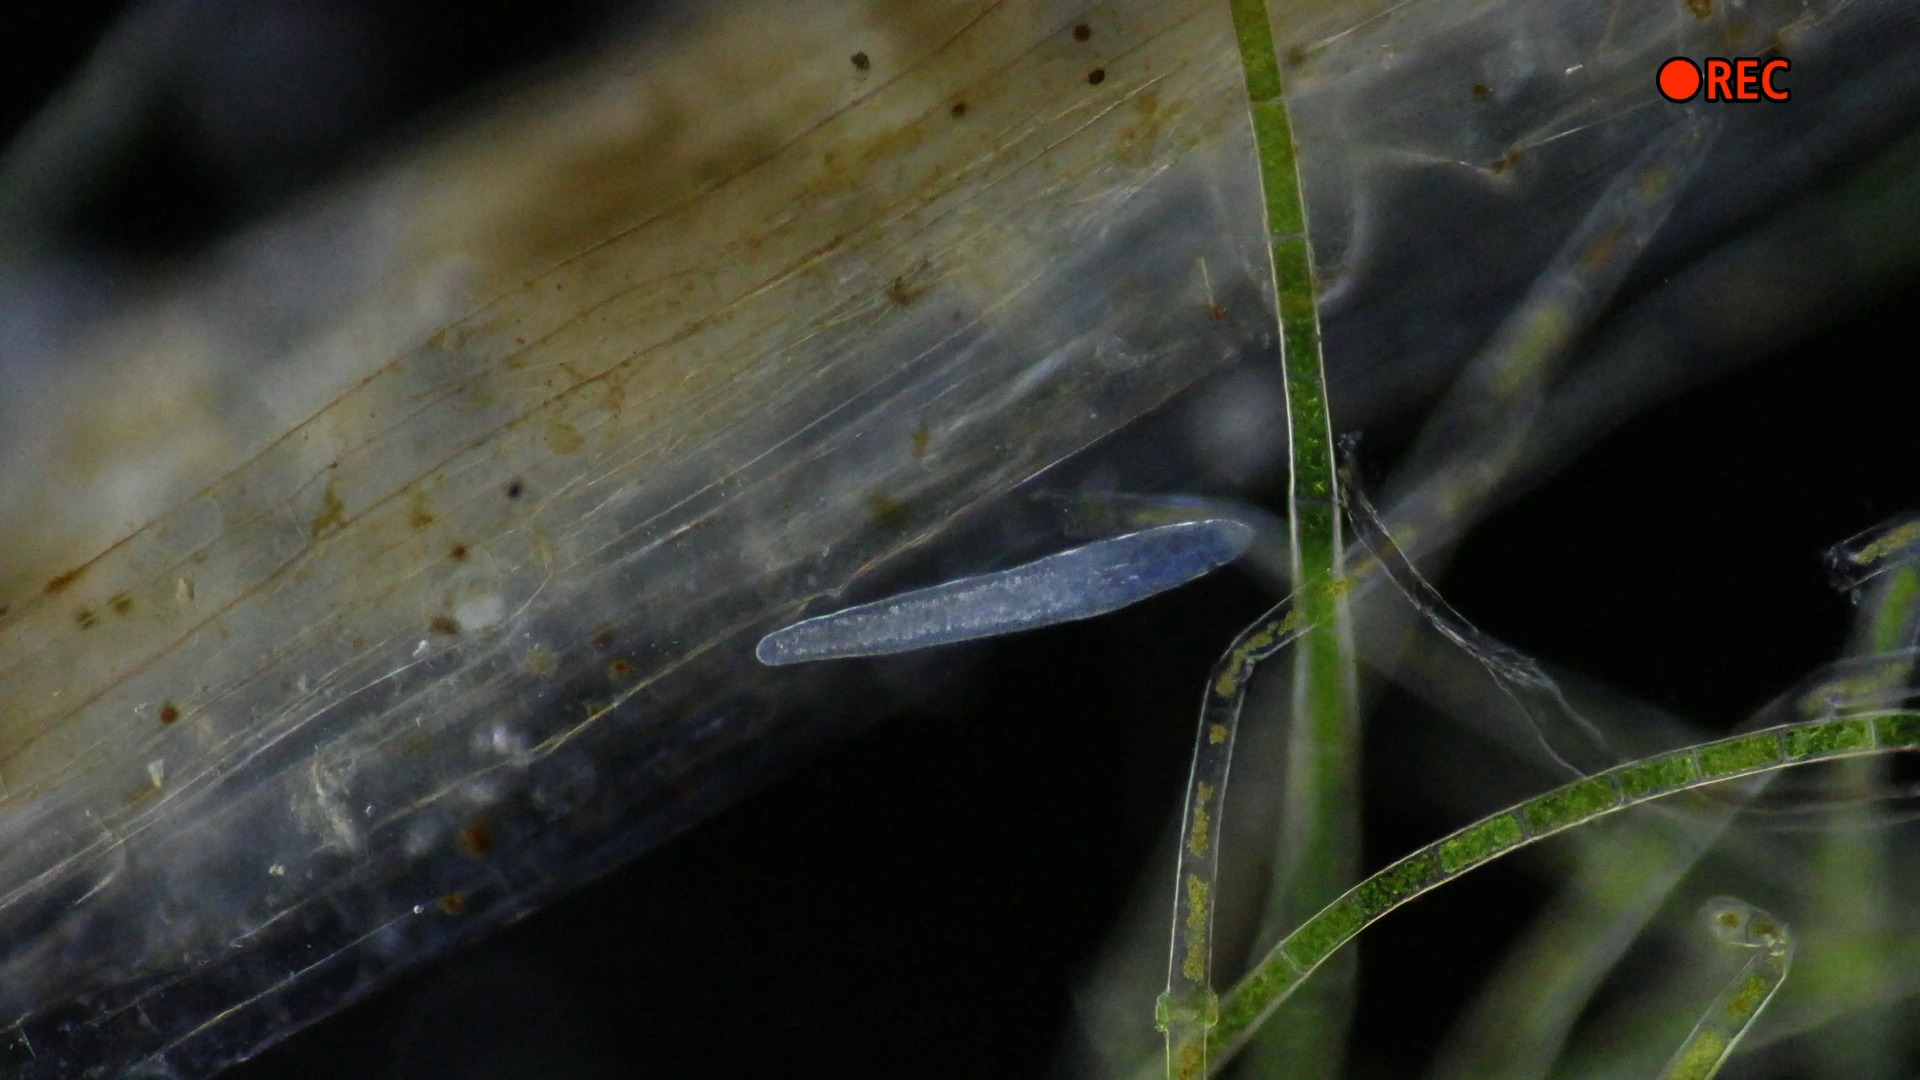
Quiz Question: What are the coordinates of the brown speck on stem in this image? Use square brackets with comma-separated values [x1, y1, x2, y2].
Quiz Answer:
[1073, 23, 1091, 41]
[45, 568, 85, 594]
[76, 609, 98, 630]
[608, 658, 634, 679]
[851, 51, 870, 71]
[1472, 82, 1493, 99]
[1087, 67, 1106, 85]
[459, 823, 495, 858]
[950, 101, 967, 119]
[505, 479, 526, 500]
[438, 893, 469, 915]
[159, 703, 181, 725]
[592, 628, 616, 650]
[449, 543, 469, 561]
[429, 615, 461, 637]
[109, 593, 134, 615]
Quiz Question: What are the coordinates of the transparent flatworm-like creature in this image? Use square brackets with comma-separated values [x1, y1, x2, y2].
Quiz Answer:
[756, 519, 1256, 665]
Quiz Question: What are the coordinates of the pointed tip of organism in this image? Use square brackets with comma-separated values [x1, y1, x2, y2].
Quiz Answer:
[753, 517, 1254, 667]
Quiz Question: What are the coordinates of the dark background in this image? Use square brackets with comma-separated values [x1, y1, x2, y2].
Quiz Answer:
[4, 3, 1920, 1078]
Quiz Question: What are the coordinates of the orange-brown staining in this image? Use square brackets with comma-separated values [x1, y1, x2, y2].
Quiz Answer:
[1087, 67, 1107, 85]
[1208, 303, 1226, 322]
[850, 51, 871, 71]
[108, 593, 134, 616]
[409, 490, 436, 529]
[45, 567, 86, 594]
[459, 823, 495, 859]
[544, 420, 585, 455]
[607, 658, 634, 679]
[311, 480, 348, 537]
[159, 703, 181, 725]
[1472, 82, 1493, 99]
[1072, 22, 1092, 41]
[437, 892, 469, 916]
[429, 615, 462, 637]
[449, 543, 470, 562]
[1491, 147, 1523, 175]
[75, 608, 99, 630]
[1685, 0, 1711, 18]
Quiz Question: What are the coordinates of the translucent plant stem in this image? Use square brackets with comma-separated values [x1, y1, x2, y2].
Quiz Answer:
[1195, 710, 1920, 1074]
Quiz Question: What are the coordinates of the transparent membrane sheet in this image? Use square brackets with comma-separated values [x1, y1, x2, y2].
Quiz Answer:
[0, 2, 1267, 1074]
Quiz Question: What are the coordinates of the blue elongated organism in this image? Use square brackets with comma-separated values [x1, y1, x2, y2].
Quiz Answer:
[754, 519, 1255, 665]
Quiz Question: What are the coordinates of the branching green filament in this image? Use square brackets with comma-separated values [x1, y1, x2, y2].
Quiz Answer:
[1658, 899, 1793, 1080]
[1157, 3, 1357, 1078]
[1196, 710, 1920, 1073]
[1156, 575, 1342, 1079]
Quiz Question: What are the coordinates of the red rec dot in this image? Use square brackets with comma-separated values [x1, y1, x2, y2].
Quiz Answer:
[1658, 57, 1701, 101]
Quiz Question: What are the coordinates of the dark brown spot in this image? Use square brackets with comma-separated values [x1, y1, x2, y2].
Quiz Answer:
[109, 593, 134, 616]
[1472, 82, 1492, 98]
[851, 51, 871, 71]
[1208, 303, 1227, 322]
[1087, 67, 1106, 85]
[429, 615, 461, 637]
[592, 628, 617, 650]
[45, 568, 85, 594]
[351, 637, 367, 650]
[1284, 43, 1308, 68]
[159, 703, 181, 725]
[1072, 23, 1092, 41]
[459, 823, 495, 858]
[608, 658, 634, 679]
[505, 479, 525, 500]
[437, 893, 469, 916]
[1684, 0, 1710, 17]
[950, 101, 968, 119]
[76, 609, 98, 630]
[449, 543, 470, 561]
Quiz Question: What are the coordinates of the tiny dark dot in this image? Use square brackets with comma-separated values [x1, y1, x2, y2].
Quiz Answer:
[1087, 67, 1106, 85]
[1073, 23, 1092, 41]
[851, 51, 871, 71]
[449, 543, 469, 561]
[592, 628, 617, 650]
[505, 479, 525, 500]
[430, 615, 461, 637]
[109, 594, 133, 615]
[950, 101, 968, 119]
[159, 703, 181, 725]
[1472, 82, 1493, 98]
[76, 609, 98, 630]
